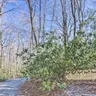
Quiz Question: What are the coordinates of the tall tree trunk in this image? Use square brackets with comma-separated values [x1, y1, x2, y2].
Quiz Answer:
[42, 0, 46, 43]
[38, 0, 42, 43]
[0, 6, 3, 68]
[27, 0, 37, 49]
[60, 0, 67, 80]
[50, 0, 56, 32]
[70, 0, 76, 38]
[60, 0, 67, 46]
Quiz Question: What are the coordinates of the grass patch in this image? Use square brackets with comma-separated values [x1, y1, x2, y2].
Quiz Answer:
[0, 69, 13, 82]
[0, 70, 7, 82]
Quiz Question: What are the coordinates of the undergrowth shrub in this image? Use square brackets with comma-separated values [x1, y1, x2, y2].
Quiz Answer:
[20, 31, 96, 90]
[0, 69, 9, 82]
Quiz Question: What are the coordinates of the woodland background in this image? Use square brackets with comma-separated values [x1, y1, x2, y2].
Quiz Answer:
[0, 0, 96, 79]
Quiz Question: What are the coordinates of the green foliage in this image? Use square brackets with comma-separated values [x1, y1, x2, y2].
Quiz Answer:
[0, 75, 6, 82]
[21, 32, 66, 80]
[41, 80, 67, 91]
[21, 71, 29, 78]
[57, 82, 67, 89]
[21, 31, 96, 82]
[0, 69, 9, 82]
[41, 80, 51, 91]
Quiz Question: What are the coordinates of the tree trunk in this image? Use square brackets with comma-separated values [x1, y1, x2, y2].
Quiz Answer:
[42, 0, 46, 43]
[27, 0, 37, 49]
[60, 0, 67, 80]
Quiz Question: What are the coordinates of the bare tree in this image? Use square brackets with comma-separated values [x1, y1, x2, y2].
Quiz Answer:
[50, 0, 56, 32]
[77, 0, 86, 31]
[42, 0, 46, 43]
[38, 0, 42, 43]
[70, 0, 77, 38]
[0, 0, 6, 68]
[60, 0, 67, 46]
[60, 0, 67, 79]
[70, 0, 86, 36]
[26, 0, 37, 48]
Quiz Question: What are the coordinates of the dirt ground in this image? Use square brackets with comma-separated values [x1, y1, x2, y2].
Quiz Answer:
[17, 80, 96, 96]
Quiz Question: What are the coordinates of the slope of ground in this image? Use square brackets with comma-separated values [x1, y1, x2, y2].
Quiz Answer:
[18, 80, 96, 96]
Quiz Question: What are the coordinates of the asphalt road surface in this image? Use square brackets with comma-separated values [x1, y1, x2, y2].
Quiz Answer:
[0, 78, 27, 96]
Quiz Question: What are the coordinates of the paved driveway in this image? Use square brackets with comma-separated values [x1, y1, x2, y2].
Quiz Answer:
[0, 78, 27, 96]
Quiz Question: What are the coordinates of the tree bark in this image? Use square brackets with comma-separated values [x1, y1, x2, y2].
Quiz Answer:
[42, 0, 46, 43]
[27, 0, 37, 48]
[60, 0, 67, 80]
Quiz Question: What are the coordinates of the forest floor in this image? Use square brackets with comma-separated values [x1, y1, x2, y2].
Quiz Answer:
[18, 80, 96, 96]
